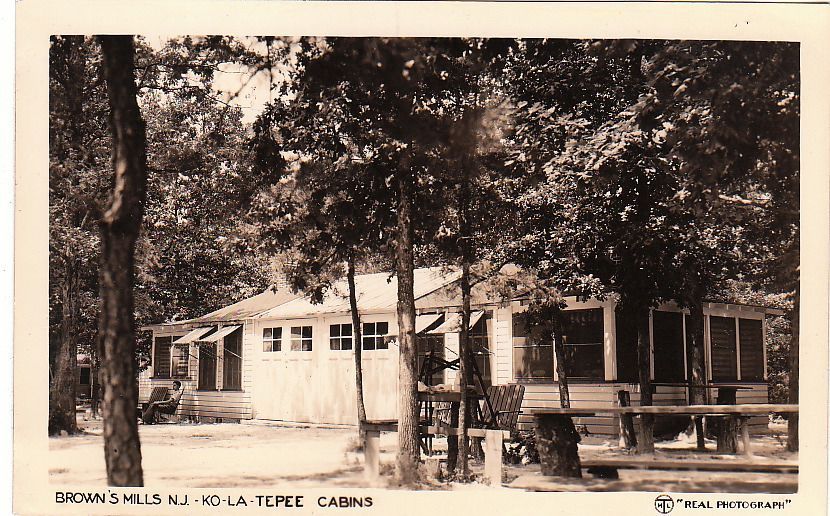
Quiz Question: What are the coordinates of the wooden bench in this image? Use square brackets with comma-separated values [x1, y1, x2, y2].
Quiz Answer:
[581, 457, 799, 478]
[359, 419, 509, 485]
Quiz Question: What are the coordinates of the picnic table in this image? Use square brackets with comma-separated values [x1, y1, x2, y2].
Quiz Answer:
[532, 404, 798, 478]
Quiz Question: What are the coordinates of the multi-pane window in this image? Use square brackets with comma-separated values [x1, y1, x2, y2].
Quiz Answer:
[171, 344, 189, 378]
[561, 308, 605, 379]
[470, 315, 492, 386]
[290, 326, 313, 351]
[263, 327, 282, 352]
[330, 324, 353, 351]
[512, 312, 553, 381]
[362, 322, 389, 350]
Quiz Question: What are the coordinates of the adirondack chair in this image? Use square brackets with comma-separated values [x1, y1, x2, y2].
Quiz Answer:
[155, 387, 185, 424]
[138, 386, 169, 418]
[479, 384, 525, 433]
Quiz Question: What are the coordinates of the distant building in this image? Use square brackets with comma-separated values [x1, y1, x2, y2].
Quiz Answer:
[76, 354, 91, 400]
[140, 267, 777, 434]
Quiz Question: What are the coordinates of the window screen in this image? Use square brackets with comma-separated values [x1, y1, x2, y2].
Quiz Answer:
[223, 327, 243, 391]
[710, 316, 737, 381]
[561, 308, 604, 380]
[739, 318, 764, 381]
[512, 312, 554, 381]
[153, 336, 172, 378]
[653, 311, 685, 382]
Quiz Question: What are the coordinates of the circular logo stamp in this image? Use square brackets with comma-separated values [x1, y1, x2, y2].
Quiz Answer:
[654, 494, 675, 514]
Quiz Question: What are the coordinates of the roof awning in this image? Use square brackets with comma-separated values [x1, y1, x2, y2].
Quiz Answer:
[427, 310, 484, 334]
[415, 313, 444, 334]
[199, 325, 242, 342]
[173, 327, 215, 345]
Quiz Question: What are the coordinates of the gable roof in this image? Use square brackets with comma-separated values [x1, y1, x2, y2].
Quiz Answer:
[175, 288, 301, 325]
[256, 266, 461, 319]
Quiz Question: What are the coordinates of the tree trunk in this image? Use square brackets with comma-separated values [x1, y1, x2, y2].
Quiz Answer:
[48, 257, 80, 435]
[98, 35, 147, 487]
[347, 256, 368, 444]
[457, 260, 472, 480]
[394, 158, 420, 485]
[636, 306, 654, 454]
[48, 35, 86, 437]
[787, 285, 799, 452]
[552, 310, 571, 408]
[90, 356, 101, 418]
[687, 295, 707, 450]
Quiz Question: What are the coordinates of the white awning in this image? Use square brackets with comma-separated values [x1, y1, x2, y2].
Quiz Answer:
[199, 325, 242, 342]
[427, 310, 484, 334]
[172, 327, 215, 344]
[415, 313, 444, 334]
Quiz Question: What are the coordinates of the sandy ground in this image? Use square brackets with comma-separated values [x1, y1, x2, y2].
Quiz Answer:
[50, 416, 797, 492]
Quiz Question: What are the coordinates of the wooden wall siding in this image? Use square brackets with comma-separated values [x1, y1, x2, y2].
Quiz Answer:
[444, 332, 459, 387]
[138, 376, 252, 420]
[249, 314, 399, 425]
[494, 307, 512, 386]
[516, 382, 770, 435]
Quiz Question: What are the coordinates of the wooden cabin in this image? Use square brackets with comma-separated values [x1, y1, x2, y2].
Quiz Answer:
[140, 267, 778, 435]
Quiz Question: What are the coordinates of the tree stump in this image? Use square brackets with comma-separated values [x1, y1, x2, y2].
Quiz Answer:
[534, 415, 582, 478]
[635, 414, 655, 454]
[716, 388, 738, 453]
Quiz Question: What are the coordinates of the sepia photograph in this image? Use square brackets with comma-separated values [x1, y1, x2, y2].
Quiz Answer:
[46, 34, 802, 491]
[14, 2, 830, 514]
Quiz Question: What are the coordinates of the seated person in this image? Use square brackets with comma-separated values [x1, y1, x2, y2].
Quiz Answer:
[141, 380, 183, 424]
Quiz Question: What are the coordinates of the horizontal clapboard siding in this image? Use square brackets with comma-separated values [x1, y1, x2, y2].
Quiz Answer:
[517, 382, 770, 435]
[518, 383, 624, 435]
[138, 374, 252, 420]
[735, 383, 770, 431]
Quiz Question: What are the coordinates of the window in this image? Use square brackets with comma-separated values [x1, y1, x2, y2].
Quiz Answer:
[710, 316, 737, 381]
[153, 336, 172, 378]
[171, 344, 190, 378]
[362, 322, 389, 350]
[470, 315, 492, 386]
[739, 318, 764, 381]
[79, 367, 91, 386]
[512, 312, 554, 381]
[198, 342, 217, 390]
[653, 311, 685, 382]
[263, 327, 282, 352]
[614, 308, 639, 382]
[561, 308, 605, 380]
[290, 326, 313, 351]
[417, 334, 446, 384]
[330, 323, 353, 351]
[223, 327, 243, 390]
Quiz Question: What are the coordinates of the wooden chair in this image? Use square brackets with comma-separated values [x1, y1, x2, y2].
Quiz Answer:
[155, 389, 185, 424]
[479, 384, 525, 433]
[137, 386, 169, 418]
